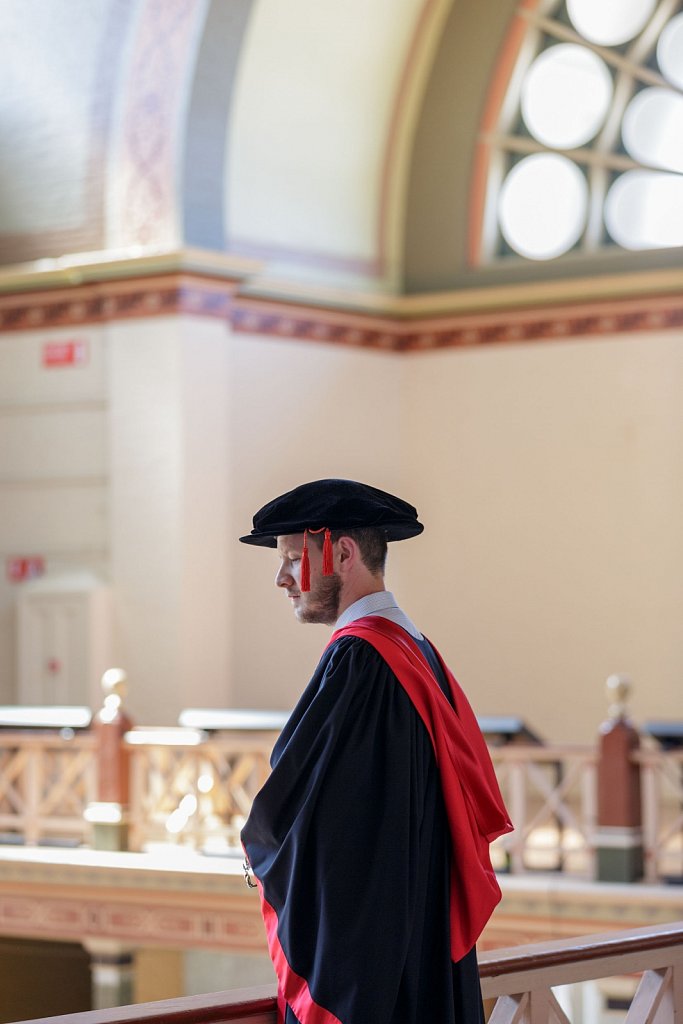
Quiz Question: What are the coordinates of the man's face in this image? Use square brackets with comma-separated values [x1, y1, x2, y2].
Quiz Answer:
[275, 534, 341, 625]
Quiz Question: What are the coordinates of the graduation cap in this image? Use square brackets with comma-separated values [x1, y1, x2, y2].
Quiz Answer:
[239, 478, 423, 591]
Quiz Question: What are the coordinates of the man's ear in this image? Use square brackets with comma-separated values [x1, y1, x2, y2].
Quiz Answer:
[336, 535, 357, 568]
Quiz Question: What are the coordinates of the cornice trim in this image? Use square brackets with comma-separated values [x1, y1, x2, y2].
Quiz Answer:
[0, 274, 239, 332]
[0, 248, 259, 295]
[230, 289, 683, 352]
[1, 251, 682, 351]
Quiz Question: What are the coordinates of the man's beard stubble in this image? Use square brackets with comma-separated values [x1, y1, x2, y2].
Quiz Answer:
[298, 572, 342, 625]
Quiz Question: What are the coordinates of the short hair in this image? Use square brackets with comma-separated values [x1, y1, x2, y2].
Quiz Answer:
[310, 527, 387, 575]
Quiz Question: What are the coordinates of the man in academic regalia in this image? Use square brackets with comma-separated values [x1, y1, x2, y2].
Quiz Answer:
[240, 479, 512, 1024]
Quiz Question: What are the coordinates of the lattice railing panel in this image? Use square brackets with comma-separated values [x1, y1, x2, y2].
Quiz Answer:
[127, 737, 274, 853]
[0, 733, 96, 845]
[480, 923, 683, 1024]
[0, 747, 28, 818]
[0, 720, 681, 884]
[637, 749, 683, 881]
[490, 746, 597, 875]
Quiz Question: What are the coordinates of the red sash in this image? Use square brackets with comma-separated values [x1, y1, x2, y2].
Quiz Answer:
[329, 616, 513, 961]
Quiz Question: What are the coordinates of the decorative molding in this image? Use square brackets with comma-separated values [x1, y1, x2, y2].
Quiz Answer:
[0, 274, 237, 333]
[0, 849, 265, 953]
[0, 891, 265, 954]
[230, 290, 683, 353]
[1, 847, 681, 957]
[480, 874, 683, 951]
[113, 0, 208, 250]
[230, 301, 401, 351]
[1, 254, 683, 351]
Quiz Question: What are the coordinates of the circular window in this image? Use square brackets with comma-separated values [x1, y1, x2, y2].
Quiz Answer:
[499, 154, 588, 260]
[483, 0, 683, 263]
[521, 44, 613, 149]
[566, 0, 657, 46]
[657, 13, 683, 91]
[605, 170, 683, 249]
[622, 88, 683, 174]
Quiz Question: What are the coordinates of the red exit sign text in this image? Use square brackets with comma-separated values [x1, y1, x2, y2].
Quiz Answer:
[7, 557, 45, 583]
[42, 340, 88, 368]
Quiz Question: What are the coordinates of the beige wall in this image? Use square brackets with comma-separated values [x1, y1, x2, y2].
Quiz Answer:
[399, 333, 683, 742]
[226, 332, 405, 712]
[0, 325, 108, 703]
[226, 329, 683, 744]
[2, 315, 681, 742]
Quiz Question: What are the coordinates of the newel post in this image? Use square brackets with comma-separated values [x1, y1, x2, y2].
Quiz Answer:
[596, 674, 643, 882]
[86, 668, 133, 852]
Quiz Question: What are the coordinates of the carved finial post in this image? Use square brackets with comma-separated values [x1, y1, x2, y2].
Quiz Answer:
[596, 674, 643, 882]
[85, 668, 133, 851]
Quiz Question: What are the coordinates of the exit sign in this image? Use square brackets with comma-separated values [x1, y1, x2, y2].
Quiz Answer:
[42, 340, 88, 368]
[7, 556, 45, 583]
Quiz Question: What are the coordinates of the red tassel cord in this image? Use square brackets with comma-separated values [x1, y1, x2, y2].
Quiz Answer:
[322, 528, 333, 575]
[306, 527, 334, 579]
[300, 530, 311, 592]
[300, 527, 333, 591]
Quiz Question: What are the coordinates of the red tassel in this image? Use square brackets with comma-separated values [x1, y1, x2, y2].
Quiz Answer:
[300, 530, 311, 592]
[322, 528, 333, 576]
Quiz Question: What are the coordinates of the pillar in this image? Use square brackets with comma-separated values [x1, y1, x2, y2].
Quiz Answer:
[596, 674, 643, 882]
[107, 315, 232, 725]
[85, 940, 134, 1010]
[85, 668, 132, 851]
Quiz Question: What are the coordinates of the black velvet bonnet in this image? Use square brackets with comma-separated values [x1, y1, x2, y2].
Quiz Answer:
[239, 478, 424, 548]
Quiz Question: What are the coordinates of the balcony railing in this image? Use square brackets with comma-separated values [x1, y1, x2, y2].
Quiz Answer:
[126, 730, 272, 852]
[0, 673, 681, 884]
[490, 743, 598, 875]
[636, 748, 683, 882]
[10, 920, 683, 1024]
[0, 730, 97, 846]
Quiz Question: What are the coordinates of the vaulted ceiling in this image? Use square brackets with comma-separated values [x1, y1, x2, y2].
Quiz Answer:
[1, 0, 679, 301]
[0, 0, 516, 292]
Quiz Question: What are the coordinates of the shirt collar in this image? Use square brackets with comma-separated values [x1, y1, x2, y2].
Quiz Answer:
[335, 591, 422, 639]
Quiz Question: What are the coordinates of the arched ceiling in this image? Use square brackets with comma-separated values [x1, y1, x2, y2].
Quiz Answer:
[0, 0, 680, 301]
[0, 0, 489, 294]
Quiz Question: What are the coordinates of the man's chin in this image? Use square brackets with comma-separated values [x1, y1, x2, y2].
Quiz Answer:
[296, 605, 336, 626]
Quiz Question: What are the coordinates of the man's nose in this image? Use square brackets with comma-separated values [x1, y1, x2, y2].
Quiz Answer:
[275, 563, 293, 588]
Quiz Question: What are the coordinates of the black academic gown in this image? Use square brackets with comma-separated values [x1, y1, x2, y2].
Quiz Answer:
[242, 630, 490, 1024]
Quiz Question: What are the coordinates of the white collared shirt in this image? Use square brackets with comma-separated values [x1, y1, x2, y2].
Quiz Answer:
[335, 590, 423, 640]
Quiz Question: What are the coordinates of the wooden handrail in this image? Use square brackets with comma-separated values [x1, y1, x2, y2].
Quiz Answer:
[10, 985, 278, 1024]
[11, 922, 683, 1024]
[478, 920, 683, 978]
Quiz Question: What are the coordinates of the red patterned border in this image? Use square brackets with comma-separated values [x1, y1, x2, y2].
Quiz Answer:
[0, 274, 236, 332]
[231, 291, 683, 352]
[0, 849, 680, 956]
[0, 889, 266, 952]
[2, 271, 683, 350]
[116, 0, 206, 249]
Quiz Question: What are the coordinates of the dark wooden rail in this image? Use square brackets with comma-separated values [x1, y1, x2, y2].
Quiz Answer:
[11, 921, 683, 1024]
[10, 985, 278, 1024]
[479, 920, 683, 1023]
[479, 919, 683, 980]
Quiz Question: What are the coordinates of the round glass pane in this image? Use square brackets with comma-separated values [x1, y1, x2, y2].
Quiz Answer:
[498, 154, 587, 260]
[521, 44, 613, 148]
[657, 13, 683, 90]
[567, 0, 656, 45]
[605, 170, 683, 249]
[622, 87, 683, 173]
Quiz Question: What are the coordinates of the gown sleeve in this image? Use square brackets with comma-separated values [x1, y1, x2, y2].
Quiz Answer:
[241, 636, 442, 1024]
